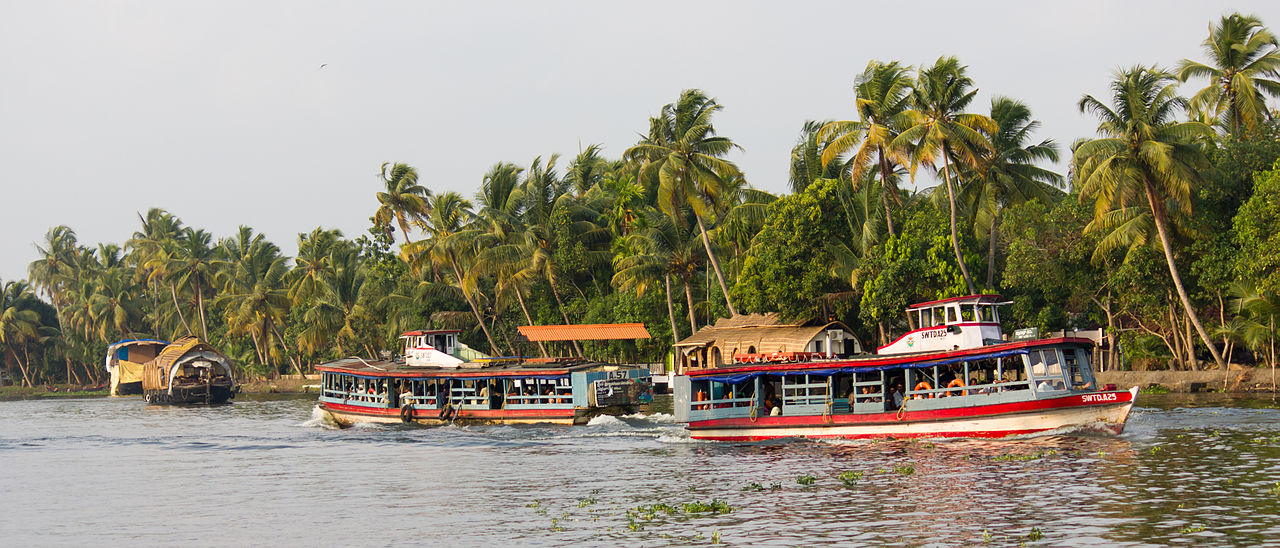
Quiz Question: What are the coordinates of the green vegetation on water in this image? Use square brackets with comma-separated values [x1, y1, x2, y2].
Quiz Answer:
[3, 13, 1280, 388]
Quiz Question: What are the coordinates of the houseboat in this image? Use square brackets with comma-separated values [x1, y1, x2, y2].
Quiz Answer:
[141, 336, 237, 404]
[106, 338, 169, 396]
[316, 329, 653, 426]
[673, 295, 1136, 441]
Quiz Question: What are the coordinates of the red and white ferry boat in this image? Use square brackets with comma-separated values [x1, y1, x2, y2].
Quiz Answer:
[674, 295, 1136, 441]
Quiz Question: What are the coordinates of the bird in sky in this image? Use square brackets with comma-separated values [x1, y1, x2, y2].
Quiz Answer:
[319, 63, 328, 68]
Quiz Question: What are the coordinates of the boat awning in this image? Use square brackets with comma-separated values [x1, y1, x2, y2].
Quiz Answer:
[517, 323, 651, 342]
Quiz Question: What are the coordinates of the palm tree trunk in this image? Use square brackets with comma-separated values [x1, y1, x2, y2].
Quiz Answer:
[664, 274, 680, 344]
[683, 278, 698, 334]
[695, 215, 738, 316]
[9, 344, 33, 387]
[941, 152, 978, 295]
[513, 286, 549, 357]
[447, 253, 500, 355]
[878, 150, 897, 237]
[195, 278, 209, 340]
[548, 282, 583, 357]
[986, 212, 999, 291]
[1144, 183, 1226, 369]
[169, 283, 193, 335]
[396, 213, 415, 245]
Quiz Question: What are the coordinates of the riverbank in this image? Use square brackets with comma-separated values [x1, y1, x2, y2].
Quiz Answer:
[0, 385, 108, 400]
[1097, 367, 1279, 394]
[0, 375, 322, 400]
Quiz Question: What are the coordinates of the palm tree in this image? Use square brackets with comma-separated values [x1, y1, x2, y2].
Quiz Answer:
[615, 210, 705, 341]
[892, 57, 995, 295]
[28, 226, 80, 328]
[1176, 13, 1280, 135]
[789, 120, 845, 194]
[373, 162, 431, 245]
[1074, 66, 1226, 369]
[218, 227, 291, 371]
[819, 60, 915, 236]
[625, 89, 743, 317]
[0, 280, 42, 386]
[959, 97, 1062, 289]
[407, 191, 501, 354]
[1225, 281, 1279, 392]
[564, 144, 607, 196]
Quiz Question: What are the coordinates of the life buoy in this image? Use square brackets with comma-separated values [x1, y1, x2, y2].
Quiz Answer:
[438, 401, 453, 421]
[400, 404, 414, 423]
[143, 393, 152, 404]
[946, 378, 966, 396]
[913, 381, 934, 399]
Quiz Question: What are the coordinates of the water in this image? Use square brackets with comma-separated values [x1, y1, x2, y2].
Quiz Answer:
[2, 394, 1280, 546]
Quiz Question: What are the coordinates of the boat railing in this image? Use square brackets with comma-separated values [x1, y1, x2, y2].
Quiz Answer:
[907, 380, 1033, 400]
[503, 393, 573, 406]
[691, 395, 754, 411]
[325, 388, 390, 405]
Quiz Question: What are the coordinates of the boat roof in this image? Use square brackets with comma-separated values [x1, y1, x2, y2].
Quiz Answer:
[518, 323, 651, 342]
[108, 338, 169, 349]
[686, 337, 1094, 377]
[315, 357, 634, 378]
[400, 329, 462, 336]
[907, 294, 1004, 310]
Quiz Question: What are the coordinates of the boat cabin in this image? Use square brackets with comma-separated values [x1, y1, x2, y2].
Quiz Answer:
[877, 295, 1007, 355]
[676, 338, 1100, 423]
[400, 329, 465, 367]
[105, 339, 169, 396]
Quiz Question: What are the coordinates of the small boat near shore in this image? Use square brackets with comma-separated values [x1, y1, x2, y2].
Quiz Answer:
[316, 329, 653, 427]
[674, 295, 1136, 441]
[105, 339, 169, 396]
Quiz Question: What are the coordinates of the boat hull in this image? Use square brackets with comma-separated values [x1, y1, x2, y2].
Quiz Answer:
[319, 401, 636, 427]
[143, 383, 236, 405]
[688, 387, 1137, 441]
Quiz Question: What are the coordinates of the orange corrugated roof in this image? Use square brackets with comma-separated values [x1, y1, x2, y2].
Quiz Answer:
[517, 323, 651, 342]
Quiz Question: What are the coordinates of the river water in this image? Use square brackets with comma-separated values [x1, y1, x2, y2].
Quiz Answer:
[2, 393, 1279, 546]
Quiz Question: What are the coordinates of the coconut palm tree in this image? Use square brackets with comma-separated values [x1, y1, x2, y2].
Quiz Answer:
[625, 89, 743, 317]
[373, 162, 431, 245]
[614, 209, 705, 341]
[167, 228, 220, 340]
[564, 144, 607, 196]
[819, 60, 915, 236]
[1176, 13, 1280, 135]
[1074, 66, 1226, 369]
[1225, 281, 1279, 392]
[790, 120, 846, 194]
[959, 97, 1062, 289]
[217, 227, 291, 371]
[0, 280, 42, 386]
[406, 191, 500, 354]
[892, 57, 995, 295]
[28, 226, 80, 328]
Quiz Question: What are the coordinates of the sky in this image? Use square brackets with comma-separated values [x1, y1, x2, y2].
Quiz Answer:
[2, 1, 1277, 283]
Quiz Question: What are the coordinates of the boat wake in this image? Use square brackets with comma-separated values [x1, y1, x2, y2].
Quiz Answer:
[299, 405, 342, 430]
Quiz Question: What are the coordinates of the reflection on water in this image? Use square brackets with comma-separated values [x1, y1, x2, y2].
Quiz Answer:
[1, 394, 1279, 546]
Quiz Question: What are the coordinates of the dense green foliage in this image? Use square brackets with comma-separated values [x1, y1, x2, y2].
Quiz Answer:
[4, 12, 1280, 387]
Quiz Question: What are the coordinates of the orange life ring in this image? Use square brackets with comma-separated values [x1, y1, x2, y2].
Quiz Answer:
[913, 381, 934, 399]
[946, 378, 966, 396]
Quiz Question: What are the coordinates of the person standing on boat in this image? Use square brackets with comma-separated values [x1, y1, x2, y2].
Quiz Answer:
[890, 383, 905, 409]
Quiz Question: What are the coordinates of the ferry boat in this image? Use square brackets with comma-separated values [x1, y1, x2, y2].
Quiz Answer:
[673, 295, 1136, 441]
[316, 329, 653, 427]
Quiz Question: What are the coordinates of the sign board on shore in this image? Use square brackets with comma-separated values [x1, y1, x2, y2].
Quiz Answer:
[1013, 327, 1040, 341]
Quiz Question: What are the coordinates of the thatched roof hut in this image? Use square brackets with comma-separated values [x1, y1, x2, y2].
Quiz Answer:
[673, 314, 862, 374]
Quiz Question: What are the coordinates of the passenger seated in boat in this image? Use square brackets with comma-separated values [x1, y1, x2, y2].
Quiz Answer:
[889, 383, 905, 410]
[478, 384, 490, 405]
[400, 384, 413, 405]
[1037, 380, 1055, 391]
[761, 394, 781, 416]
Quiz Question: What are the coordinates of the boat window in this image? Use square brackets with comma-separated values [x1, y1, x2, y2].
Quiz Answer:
[961, 305, 975, 322]
[1065, 349, 1096, 390]
[946, 306, 958, 324]
[1028, 349, 1067, 394]
[933, 307, 946, 326]
[782, 375, 829, 408]
[908, 367, 941, 399]
[691, 379, 712, 410]
[707, 380, 754, 410]
[850, 371, 885, 412]
[978, 305, 995, 322]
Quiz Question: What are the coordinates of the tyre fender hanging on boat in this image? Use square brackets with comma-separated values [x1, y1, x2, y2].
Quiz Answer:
[400, 403, 414, 423]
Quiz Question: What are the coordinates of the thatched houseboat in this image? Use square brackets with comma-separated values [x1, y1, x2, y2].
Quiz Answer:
[106, 339, 169, 396]
[672, 314, 863, 374]
[141, 337, 237, 404]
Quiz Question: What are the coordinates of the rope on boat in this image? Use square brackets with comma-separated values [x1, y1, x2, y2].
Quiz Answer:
[748, 401, 758, 423]
[824, 399, 834, 424]
[351, 356, 384, 371]
[896, 400, 908, 421]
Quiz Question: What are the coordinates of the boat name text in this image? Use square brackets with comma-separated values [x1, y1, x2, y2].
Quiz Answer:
[1081, 393, 1119, 403]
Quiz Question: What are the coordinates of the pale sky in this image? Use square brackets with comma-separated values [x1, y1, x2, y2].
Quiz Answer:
[2, 1, 1277, 283]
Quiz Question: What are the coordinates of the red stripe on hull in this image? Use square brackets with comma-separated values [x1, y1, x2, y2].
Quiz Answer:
[320, 401, 575, 421]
